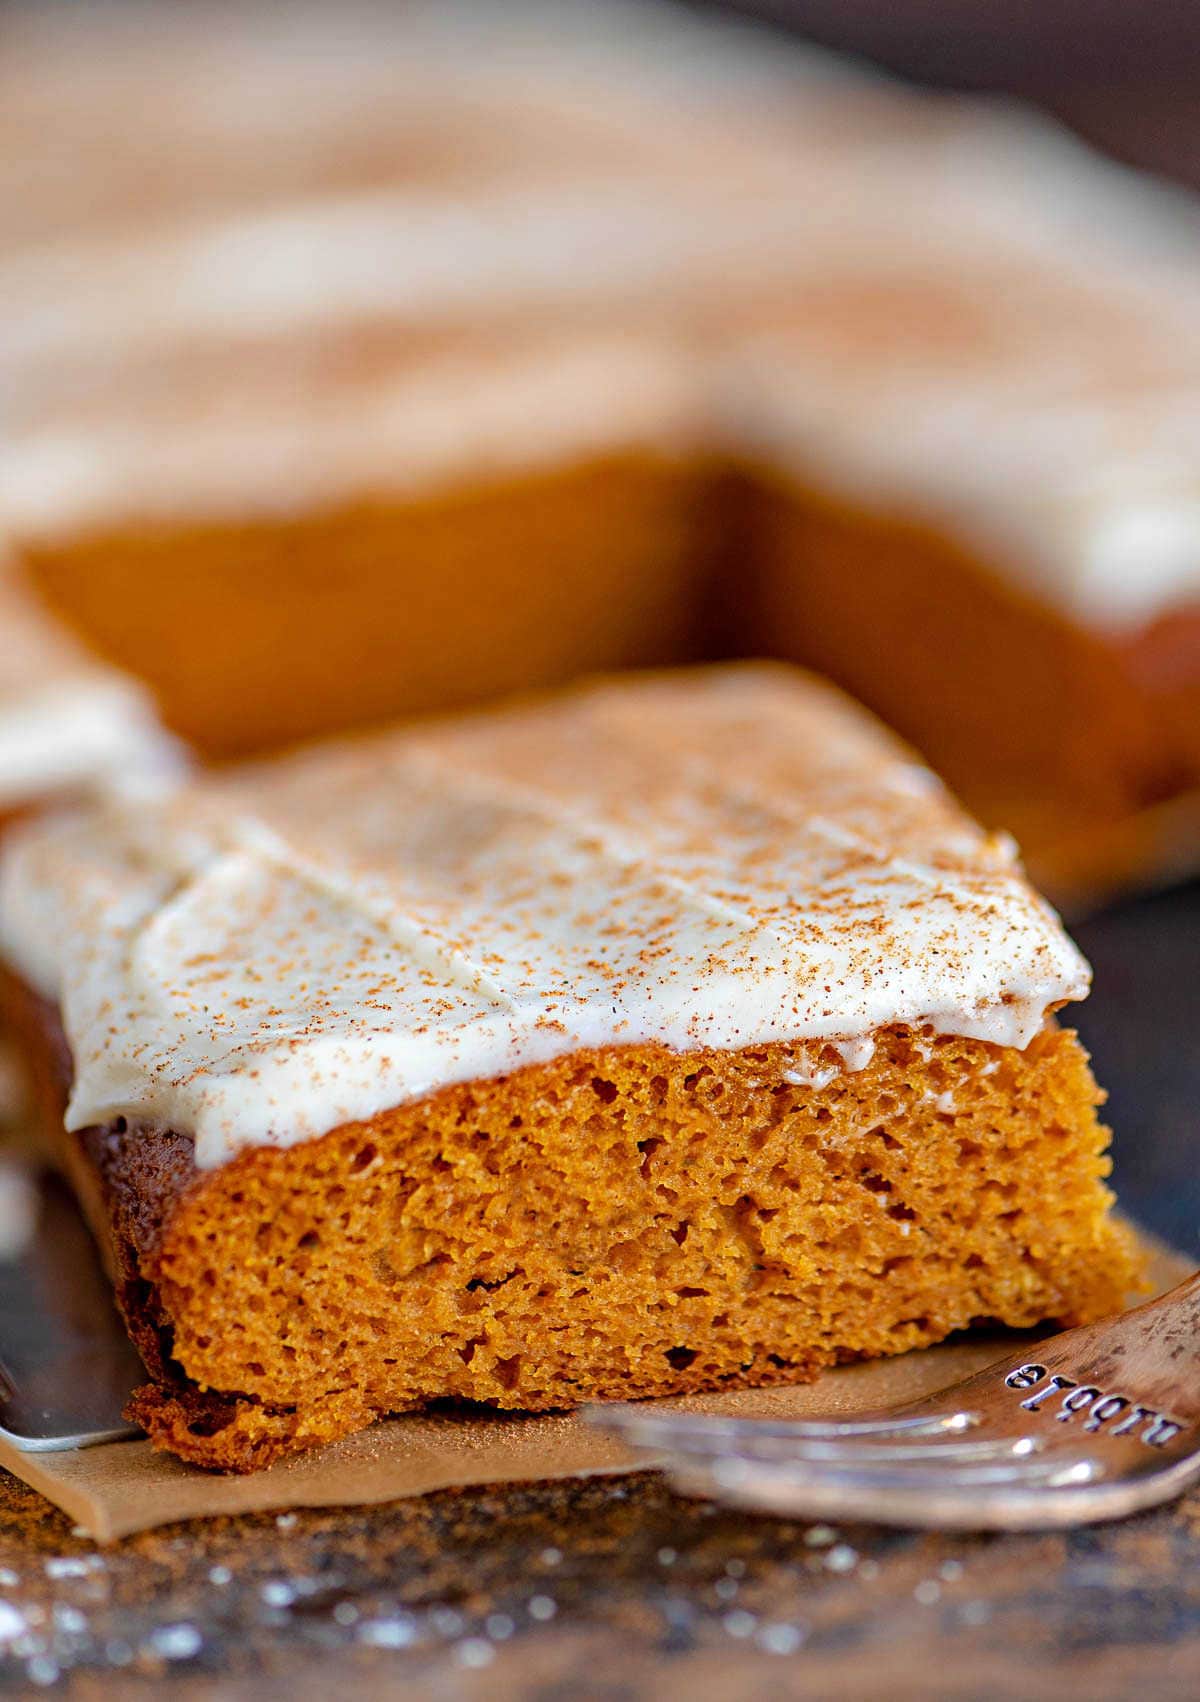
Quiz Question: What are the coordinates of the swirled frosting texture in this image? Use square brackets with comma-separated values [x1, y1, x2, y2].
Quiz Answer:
[0, 667, 1089, 1169]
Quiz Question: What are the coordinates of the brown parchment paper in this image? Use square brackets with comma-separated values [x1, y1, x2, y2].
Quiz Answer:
[0, 1231, 1187, 1543]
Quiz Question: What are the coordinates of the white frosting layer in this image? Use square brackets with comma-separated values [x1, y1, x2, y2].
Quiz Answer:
[726, 360, 1200, 632]
[0, 0, 841, 247]
[0, 676, 180, 810]
[0, 336, 702, 534]
[0, 667, 1090, 1169]
[0, 567, 183, 809]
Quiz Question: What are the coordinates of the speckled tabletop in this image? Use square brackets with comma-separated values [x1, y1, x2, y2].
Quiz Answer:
[1, 1461, 1198, 1702]
[0, 882, 1193, 1698]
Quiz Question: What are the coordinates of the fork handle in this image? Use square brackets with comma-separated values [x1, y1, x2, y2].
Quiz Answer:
[1027, 1264, 1200, 1430]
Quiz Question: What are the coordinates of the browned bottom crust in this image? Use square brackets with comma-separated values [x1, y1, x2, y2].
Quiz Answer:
[6, 973, 1140, 1472]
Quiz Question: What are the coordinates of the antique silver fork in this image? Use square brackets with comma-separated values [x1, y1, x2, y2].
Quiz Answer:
[584, 1271, 1200, 1529]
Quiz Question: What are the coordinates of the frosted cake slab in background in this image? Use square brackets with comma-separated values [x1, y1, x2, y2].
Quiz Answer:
[1, 0, 1198, 891]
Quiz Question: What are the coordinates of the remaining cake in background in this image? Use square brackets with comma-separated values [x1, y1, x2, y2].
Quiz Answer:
[0, 563, 181, 823]
[2, 0, 1198, 888]
[0, 0, 757, 756]
[0, 664, 1138, 1470]
[724, 304, 1200, 885]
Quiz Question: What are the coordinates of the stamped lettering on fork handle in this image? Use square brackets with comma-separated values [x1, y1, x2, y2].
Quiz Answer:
[1003, 1364, 1184, 1448]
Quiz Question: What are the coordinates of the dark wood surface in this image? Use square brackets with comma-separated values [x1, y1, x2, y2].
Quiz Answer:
[1073, 883, 1200, 1262]
[0, 1460, 1198, 1701]
[0, 880, 1194, 1700]
[721, 0, 1200, 195]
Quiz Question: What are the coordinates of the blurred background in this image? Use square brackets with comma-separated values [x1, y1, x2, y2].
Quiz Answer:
[721, 0, 1200, 188]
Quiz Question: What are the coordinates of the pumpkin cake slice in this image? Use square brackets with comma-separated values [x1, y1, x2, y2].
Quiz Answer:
[0, 664, 1137, 1471]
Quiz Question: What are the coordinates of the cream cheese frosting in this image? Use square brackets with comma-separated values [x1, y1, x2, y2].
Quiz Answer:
[0, 335, 704, 536]
[0, 566, 183, 809]
[0, 666, 1090, 1169]
[725, 355, 1200, 634]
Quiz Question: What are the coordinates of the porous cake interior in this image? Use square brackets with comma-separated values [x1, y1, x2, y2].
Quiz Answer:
[69, 1026, 1136, 1472]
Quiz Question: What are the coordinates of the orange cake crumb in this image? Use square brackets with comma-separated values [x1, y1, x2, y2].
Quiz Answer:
[7, 1007, 1136, 1472]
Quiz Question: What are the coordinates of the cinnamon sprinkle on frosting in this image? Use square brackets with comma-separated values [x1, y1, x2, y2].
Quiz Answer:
[0, 665, 1089, 1168]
